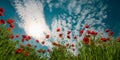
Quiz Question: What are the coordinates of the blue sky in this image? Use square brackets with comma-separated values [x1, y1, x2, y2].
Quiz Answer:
[106, 0, 120, 36]
[0, 0, 120, 39]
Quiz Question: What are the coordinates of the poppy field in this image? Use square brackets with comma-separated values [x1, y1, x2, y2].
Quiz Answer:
[0, 7, 120, 60]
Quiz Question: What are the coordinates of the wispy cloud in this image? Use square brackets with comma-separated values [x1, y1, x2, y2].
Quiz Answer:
[13, 0, 50, 42]
[49, 0, 108, 55]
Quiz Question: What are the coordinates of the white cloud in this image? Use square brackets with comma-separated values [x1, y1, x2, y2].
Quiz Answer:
[50, 0, 108, 55]
[13, 0, 51, 42]
[75, 5, 81, 15]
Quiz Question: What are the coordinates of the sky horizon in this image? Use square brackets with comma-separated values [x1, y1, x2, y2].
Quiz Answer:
[0, 0, 120, 37]
[0, 0, 120, 52]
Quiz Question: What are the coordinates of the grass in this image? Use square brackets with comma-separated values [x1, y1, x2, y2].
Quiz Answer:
[0, 25, 120, 60]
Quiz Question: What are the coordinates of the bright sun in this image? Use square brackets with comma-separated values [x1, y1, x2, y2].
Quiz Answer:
[28, 23, 44, 38]
[24, 21, 50, 41]
[23, 19, 51, 42]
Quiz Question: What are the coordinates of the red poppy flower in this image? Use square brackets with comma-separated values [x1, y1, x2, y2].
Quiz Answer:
[21, 38, 25, 42]
[66, 43, 69, 47]
[52, 42, 57, 46]
[7, 28, 11, 31]
[47, 49, 51, 52]
[56, 28, 60, 32]
[105, 29, 110, 32]
[87, 30, 97, 36]
[71, 44, 75, 47]
[9, 23, 14, 28]
[100, 37, 108, 42]
[117, 36, 120, 42]
[9, 34, 14, 39]
[27, 44, 31, 47]
[41, 41, 45, 45]
[0, 7, 4, 13]
[72, 48, 75, 51]
[27, 36, 31, 40]
[67, 35, 70, 39]
[108, 31, 113, 36]
[16, 34, 19, 38]
[25, 37, 29, 41]
[42, 50, 46, 54]
[87, 30, 91, 34]
[37, 49, 43, 53]
[91, 31, 98, 36]
[83, 37, 90, 44]
[36, 40, 39, 43]
[7, 19, 14, 24]
[46, 34, 49, 39]
[24, 52, 29, 56]
[20, 44, 24, 47]
[67, 31, 71, 35]
[59, 33, 62, 38]
[74, 36, 77, 39]
[0, 12, 3, 16]
[84, 24, 89, 28]
[0, 19, 5, 24]
[80, 30, 84, 36]
[22, 35, 27, 38]
[37, 50, 41, 53]
[16, 48, 22, 54]
[25, 36, 31, 41]
[0, 8, 4, 16]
